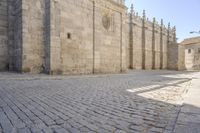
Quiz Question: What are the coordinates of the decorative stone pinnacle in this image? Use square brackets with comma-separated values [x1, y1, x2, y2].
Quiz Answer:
[161, 19, 163, 25]
[143, 10, 146, 18]
[153, 17, 156, 23]
[168, 22, 171, 29]
[131, 4, 134, 14]
[173, 26, 176, 31]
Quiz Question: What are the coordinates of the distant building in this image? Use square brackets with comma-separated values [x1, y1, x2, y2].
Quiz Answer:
[181, 37, 200, 70]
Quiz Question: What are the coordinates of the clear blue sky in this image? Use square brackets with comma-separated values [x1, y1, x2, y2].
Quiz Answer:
[125, 0, 200, 42]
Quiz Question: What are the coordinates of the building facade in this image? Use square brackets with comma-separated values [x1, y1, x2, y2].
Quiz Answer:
[0, 0, 179, 74]
[181, 37, 200, 70]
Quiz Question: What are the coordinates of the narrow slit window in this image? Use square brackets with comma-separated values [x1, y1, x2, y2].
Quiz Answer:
[67, 33, 71, 39]
[188, 49, 191, 54]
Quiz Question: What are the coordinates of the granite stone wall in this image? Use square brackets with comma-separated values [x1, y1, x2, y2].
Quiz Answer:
[0, 0, 8, 70]
[167, 29, 178, 70]
[7, 0, 45, 73]
[180, 37, 200, 70]
[162, 28, 168, 69]
[0, 0, 180, 74]
[46, 0, 127, 74]
[127, 9, 174, 70]
[129, 14, 143, 69]
[21, 0, 46, 73]
[178, 44, 185, 70]
[144, 20, 153, 69]
[184, 43, 200, 70]
[167, 42, 179, 70]
[8, 0, 23, 71]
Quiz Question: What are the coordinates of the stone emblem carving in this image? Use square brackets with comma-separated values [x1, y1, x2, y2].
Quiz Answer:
[102, 14, 111, 30]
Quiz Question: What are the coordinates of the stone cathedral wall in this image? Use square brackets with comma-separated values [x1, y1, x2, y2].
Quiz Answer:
[167, 29, 178, 70]
[7, 0, 45, 73]
[162, 28, 168, 69]
[4, 0, 127, 74]
[46, 0, 94, 74]
[127, 10, 176, 70]
[8, 0, 23, 71]
[46, 0, 127, 74]
[0, 0, 180, 74]
[145, 20, 153, 69]
[0, 0, 8, 70]
[21, 0, 46, 73]
[154, 23, 161, 69]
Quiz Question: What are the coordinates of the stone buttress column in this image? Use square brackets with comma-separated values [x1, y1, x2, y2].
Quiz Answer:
[129, 4, 134, 69]
[142, 10, 146, 69]
[173, 26, 177, 43]
[152, 17, 156, 69]
[160, 19, 164, 69]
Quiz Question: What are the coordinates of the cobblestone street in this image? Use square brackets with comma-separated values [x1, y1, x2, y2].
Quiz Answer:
[0, 70, 197, 133]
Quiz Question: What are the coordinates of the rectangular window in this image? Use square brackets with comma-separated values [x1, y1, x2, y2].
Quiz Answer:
[67, 33, 71, 39]
[188, 49, 191, 54]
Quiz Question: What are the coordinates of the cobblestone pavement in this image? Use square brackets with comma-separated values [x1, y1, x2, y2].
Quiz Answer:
[0, 70, 194, 133]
